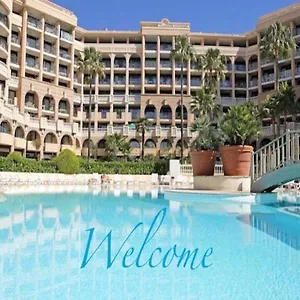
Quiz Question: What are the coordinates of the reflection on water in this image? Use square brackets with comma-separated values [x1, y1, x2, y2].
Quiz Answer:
[0, 191, 299, 299]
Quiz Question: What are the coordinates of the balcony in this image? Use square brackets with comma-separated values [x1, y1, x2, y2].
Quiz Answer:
[59, 70, 69, 77]
[220, 80, 232, 88]
[249, 79, 258, 88]
[44, 44, 55, 55]
[0, 13, 8, 29]
[160, 78, 172, 85]
[145, 43, 157, 51]
[160, 113, 172, 120]
[43, 65, 54, 74]
[175, 79, 187, 86]
[44, 143, 59, 153]
[0, 132, 13, 146]
[0, 38, 8, 52]
[114, 60, 126, 68]
[11, 35, 19, 45]
[28, 16, 41, 29]
[45, 23, 58, 36]
[262, 73, 275, 84]
[145, 112, 156, 119]
[295, 48, 300, 57]
[248, 62, 258, 71]
[235, 65, 246, 72]
[14, 137, 26, 150]
[145, 78, 157, 85]
[114, 79, 126, 85]
[129, 78, 141, 85]
[27, 39, 39, 50]
[191, 79, 201, 86]
[261, 57, 272, 66]
[145, 148, 157, 156]
[279, 69, 292, 80]
[160, 61, 172, 68]
[145, 60, 156, 68]
[235, 82, 247, 89]
[296, 67, 300, 76]
[160, 44, 172, 51]
[60, 30, 73, 42]
[26, 60, 39, 69]
[129, 62, 141, 69]
[293, 27, 300, 37]
[175, 62, 186, 69]
[100, 78, 110, 85]
[25, 101, 37, 110]
[60, 51, 71, 60]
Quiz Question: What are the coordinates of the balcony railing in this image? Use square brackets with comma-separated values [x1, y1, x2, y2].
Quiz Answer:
[60, 51, 71, 60]
[28, 16, 41, 29]
[43, 65, 54, 73]
[262, 73, 275, 83]
[0, 39, 8, 51]
[160, 78, 172, 85]
[44, 44, 55, 55]
[191, 79, 201, 86]
[293, 27, 300, 36]
[100, 78, 110, 85]
[160, 44, 172, 51]
[145, 44, 157, 51]
[129, 62, 141, 68]
[175, 79, 187, 86]
[235, 65, 246, 72]
[261, 57, 272, 65]
[160, 61, 172, 68]
[160, 113, 172, 119]
[58, 108, 68, 114]
[145, 112, 156, 119]
[175, 62, 186, 69]
[248, 62, 258, 71]
[26, 60, 39, 69]
[59, 71, 68, 77]
[0, 13, 8, 28]
[145, 61, 156, 68]
[145, 78, 157, 84]
[11, 35, 19, 45]
[279, 69, 292, 79]
[27, 39, 39, 49]
[220, 81, 232, 88]
[60, 30, 73, 42]
[25, 101, 36, 108]
[129, 79, 141, 85]
[45, 23, 58, 35]
[235, 82, 247, 88]
[249, 79, 258, 87]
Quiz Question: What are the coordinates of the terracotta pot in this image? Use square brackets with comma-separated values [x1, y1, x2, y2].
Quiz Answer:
[190, 150, 216, 176]
[220, 145, 253, 176]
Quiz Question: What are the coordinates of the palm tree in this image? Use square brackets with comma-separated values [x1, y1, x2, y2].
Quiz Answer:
[77, 47, 105, 165]
[197, 48, 227, 92]
[105, 134, 130, 159]
[136, 118, 151, 159]
[277, 82, 296, 133]
[170, 35, 196, 160]
[263, 95, 280, 139]
[260, 21, 296, 93]
[190, 85, 221, 120]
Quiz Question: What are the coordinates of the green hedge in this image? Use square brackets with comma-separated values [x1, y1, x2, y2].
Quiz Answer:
[56, 150, 80, 174]
[0, 156, 169, 175]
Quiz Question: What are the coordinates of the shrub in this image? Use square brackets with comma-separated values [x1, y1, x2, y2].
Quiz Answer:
[56, 150, 79, 174]
[7, 151, 24, 163]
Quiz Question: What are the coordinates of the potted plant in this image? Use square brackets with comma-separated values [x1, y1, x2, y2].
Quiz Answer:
[190, 117, 218, 176]
[219, 103, 261, 176]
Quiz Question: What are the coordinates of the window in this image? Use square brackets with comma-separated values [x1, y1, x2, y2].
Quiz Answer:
[60, 29, 72, 41]
[43, 60, 52, 72]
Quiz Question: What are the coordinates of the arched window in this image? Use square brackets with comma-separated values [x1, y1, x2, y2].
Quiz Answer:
[145, 139, 156, 148]
[160, 139, 172, 149]
[130, 139, 140, 149]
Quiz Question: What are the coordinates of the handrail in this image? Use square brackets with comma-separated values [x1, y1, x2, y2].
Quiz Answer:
[251, 130, 300, 181]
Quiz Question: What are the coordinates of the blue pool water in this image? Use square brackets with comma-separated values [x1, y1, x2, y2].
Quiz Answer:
[0, 190, 300, 300]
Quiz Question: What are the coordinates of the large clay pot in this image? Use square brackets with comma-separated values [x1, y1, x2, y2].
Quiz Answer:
[190, 150, 216, 176]
[220, 145, 253, 176]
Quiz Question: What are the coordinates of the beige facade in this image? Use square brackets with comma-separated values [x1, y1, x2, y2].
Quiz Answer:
[1, 0, 300, 159]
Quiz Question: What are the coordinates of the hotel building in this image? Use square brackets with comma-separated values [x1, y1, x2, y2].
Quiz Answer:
[0, 0, 300, 159]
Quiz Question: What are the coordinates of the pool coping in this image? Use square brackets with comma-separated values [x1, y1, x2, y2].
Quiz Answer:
[164, 189, 255, 196]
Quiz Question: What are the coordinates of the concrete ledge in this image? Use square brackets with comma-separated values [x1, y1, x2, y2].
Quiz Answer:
[194, 176, 251, 192]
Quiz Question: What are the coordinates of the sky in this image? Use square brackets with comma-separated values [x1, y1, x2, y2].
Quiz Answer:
[53, 0, 298, 33]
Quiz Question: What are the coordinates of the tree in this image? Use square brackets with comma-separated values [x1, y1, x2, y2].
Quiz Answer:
[77, 47, 105, 166]
[170, 35, 196, 159]
[197, 48, 227, 92]
[263, 95, 280, 139]
[277, 82, 296, 133]
[190, 85, 221, 120]
[105, 134, 130, 159]
[136, 118, 151, 159]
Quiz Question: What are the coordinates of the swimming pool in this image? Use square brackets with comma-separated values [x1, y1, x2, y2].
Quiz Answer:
[0, 189, 299, 299]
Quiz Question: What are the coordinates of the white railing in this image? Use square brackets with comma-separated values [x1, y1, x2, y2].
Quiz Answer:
[251, 130, 300, 181]
[180, 164, 224, 176]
